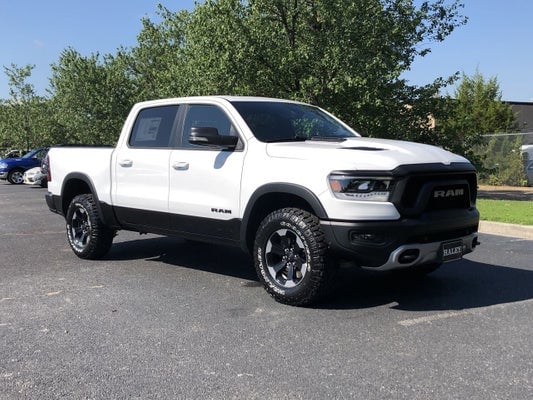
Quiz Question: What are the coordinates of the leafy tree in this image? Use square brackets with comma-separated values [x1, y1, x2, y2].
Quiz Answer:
[131, 0, 467, 141]
[2, 1, 472, 152]
[49, 48, 135, 145]
[0, 64, 48, 150]
[437, 72, 518, 171]
[126, 6, 192, 100]
[482, 135, 526, 186]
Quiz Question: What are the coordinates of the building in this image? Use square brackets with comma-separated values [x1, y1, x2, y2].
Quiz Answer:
[506, 101, 533, 145]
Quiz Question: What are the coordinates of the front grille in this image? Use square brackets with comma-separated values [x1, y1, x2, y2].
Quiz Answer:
[427, 183, 471, 210]
[391, 167, 477, 216]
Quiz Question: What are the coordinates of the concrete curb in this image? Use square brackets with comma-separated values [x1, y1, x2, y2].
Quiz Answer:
[479, 221, 533, 240]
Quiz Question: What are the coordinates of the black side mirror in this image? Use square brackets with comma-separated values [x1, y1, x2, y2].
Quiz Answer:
[188, 126, 238, 149]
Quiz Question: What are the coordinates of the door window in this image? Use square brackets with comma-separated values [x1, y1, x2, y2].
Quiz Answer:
[181, 104, 240, 149]
[129, 105, 179, 148]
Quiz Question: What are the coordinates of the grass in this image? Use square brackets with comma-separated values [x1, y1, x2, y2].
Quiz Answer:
[477, 199, 533, 225]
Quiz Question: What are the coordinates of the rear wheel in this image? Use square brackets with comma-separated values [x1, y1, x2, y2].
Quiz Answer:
[7, 169, 24, 184]
[253, 208, 333, 306]
[66, 194, 114, 259]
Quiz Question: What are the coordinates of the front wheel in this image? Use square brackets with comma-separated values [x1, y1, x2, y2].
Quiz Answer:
[7, 169, 24, 184]
[65, 194, 114, 259]
[253, 208, 332, 306]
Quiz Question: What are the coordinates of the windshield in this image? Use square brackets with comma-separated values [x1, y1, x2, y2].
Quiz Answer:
[22, 148, 47, 159]
[231, 101, 357, 143]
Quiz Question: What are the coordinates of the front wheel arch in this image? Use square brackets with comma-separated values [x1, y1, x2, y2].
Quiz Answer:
[241, 184, 328, 254]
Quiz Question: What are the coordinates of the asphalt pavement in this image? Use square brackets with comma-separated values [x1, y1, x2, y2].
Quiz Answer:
[1, 182, 532, 399]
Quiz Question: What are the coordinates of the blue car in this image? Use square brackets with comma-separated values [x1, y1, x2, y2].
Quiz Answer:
[0, 147, 49, 184]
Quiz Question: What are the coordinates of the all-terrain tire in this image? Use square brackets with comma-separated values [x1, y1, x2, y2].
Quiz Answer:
[253, 208, 333, 306]
[65, 194, 114, 259]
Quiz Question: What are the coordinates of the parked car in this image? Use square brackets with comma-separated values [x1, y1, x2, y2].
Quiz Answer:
[2, 149, 24, 159]
[23, 166, 47, 187]
[527, 162, 533, 186]
[0, 147, 49, 184]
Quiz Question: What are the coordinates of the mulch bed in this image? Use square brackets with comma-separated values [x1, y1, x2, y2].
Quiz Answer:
[477, 185, 533, 201]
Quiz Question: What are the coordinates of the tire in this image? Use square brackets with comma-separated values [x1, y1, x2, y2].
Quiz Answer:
[65, 194, 114, 259]
[253, 208, 332, 306]
[7, 169, 24, 184]
[393, 262, 442, 278]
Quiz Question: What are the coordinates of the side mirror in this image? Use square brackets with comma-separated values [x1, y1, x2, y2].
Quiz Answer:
[188, 126, 238, 149]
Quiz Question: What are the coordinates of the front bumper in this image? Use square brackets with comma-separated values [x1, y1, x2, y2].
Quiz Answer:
[0, 171, 7, 180]
[321, 209, 479, 270]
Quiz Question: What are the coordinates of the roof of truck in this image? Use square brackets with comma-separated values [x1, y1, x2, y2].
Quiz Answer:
[135, 96, 307, 108]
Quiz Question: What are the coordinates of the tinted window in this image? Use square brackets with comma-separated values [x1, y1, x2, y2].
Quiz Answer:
[23, 148, 48, 160]
[231, 101, 356, 142]
[129, 105, 179, 148]
[182, 105, 237, 148]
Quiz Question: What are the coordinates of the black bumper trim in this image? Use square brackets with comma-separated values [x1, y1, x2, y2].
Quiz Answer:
[321, 209, 479, 267]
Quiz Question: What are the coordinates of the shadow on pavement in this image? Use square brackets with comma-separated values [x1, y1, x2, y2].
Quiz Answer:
[320, 259, 533, 311]
[106, 236, 258, 282]
[105, 236, 533, 312]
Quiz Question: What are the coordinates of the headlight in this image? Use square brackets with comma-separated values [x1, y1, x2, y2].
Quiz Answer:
[0, 162, 7, 169]
[328, 174, 394, 202]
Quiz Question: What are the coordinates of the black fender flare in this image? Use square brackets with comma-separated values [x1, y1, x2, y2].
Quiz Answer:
[240, 183, 328, 252]
[61, 172, 120, 228]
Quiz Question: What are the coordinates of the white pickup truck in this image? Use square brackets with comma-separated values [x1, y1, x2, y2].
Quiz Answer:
[45, 96, 480, 305]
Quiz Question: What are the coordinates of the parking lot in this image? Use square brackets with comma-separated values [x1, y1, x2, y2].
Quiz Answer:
[1, 182, 532, 399]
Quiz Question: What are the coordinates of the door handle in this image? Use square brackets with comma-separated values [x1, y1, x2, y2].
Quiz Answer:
[172, 162, 189, 171]
[118, 159, 133, 167]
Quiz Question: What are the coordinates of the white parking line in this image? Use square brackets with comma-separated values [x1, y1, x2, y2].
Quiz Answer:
[398, 298, 533, 326]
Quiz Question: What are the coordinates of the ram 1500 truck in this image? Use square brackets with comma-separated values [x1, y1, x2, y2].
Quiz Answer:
[45, 96, 480, 305]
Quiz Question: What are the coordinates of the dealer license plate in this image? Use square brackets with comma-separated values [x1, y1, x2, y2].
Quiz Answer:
[441, 240, 463, 262]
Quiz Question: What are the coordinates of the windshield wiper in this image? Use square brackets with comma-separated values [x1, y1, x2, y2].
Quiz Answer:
[266, 135, 308, 143]
[309, 136, 347, 142]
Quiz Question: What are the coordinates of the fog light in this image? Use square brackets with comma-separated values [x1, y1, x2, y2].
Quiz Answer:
[350, 232, 385, 244]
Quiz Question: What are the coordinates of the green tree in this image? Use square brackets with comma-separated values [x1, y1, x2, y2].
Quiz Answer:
[130, 0, 466, 140]
[482, 135, 526, 186]
[126, 6, 191, 100]
[49, 48, 135, 145]
[437, 72, 518, 171]
[1, 64, 48, 150]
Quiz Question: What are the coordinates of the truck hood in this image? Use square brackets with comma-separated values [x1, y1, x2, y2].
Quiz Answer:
[265, 137, 469, 170]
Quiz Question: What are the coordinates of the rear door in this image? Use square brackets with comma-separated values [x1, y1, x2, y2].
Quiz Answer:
[112, 105, 180, 229]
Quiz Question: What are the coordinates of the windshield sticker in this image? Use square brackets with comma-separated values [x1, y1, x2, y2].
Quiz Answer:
[136, 117, 162, 142]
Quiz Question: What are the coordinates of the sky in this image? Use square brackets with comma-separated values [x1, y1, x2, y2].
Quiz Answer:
[1, 0, 532, 102]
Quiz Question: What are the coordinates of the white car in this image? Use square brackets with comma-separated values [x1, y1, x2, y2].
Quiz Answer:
[23, 167, 47, 187]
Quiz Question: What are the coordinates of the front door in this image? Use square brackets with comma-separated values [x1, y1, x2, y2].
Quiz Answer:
[168, 104, 245, 241]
